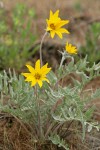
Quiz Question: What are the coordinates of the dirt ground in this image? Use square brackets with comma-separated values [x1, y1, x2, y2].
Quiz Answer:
[0, 0, 100, 149]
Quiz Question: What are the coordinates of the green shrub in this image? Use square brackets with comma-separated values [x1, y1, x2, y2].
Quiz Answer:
[0, 3, 37, 71]
[0, 57, 100, 149]
[80, 22, 100, 66]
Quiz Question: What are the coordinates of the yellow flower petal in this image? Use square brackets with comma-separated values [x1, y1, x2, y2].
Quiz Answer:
[58, 28, 70, 34]
[25, 76, 34, 81]
[50, 30, 55, 38]
[55, 31, 63, 39]
[31, 80, 37, 87]
[57, 20, 69, 28]
[41, 63, 51, 74]
[50, 10, 53, 19]
[35, 59, 40, 71]
[53, 10, 59, 18]
[50, 10, 59, 20]
[43, 78, 50, 83]
[26, 65, 35, 74]
[46, 26, 52, 31]
[37, 80, 43, 87]
[21, 73, 32, 77]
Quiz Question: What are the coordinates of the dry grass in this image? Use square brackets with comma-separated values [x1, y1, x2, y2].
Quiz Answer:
[0, 116, 33, 150]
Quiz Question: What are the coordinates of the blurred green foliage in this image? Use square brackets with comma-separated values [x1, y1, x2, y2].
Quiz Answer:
[80, 22, 100, 66]
[74, 1, 82, 12]
[0, 3, 37, 71]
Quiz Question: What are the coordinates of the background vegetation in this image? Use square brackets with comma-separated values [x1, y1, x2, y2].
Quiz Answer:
[0, 1, 100, 149]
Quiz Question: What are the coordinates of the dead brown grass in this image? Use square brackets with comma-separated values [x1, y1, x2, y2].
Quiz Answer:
[0, 116, 33, 150]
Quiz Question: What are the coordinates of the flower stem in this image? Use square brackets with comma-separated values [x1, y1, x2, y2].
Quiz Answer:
[59, 51, 66, 68]
[35, 86, 43, 139]
[40, 32, 47, 66]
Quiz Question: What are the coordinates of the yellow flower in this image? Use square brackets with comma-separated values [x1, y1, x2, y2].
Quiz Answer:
[46, 10, 70, 38]
[65, 42, 77, 54]
[22, 60, 51, 87]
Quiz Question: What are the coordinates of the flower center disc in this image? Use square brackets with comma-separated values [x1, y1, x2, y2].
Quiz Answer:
[50, 23, 55, 30]
[34, 73, 41, 80]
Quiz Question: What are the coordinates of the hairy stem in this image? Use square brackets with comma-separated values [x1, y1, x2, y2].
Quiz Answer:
[35, 86, 43, 139]
[40, 32, 47, 66]
[59, 51, 66, 68]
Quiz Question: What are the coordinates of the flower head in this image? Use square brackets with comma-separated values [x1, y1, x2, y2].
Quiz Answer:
[65, 42, 77, 54]
[22, 60, 51, 87]
[46, 10, 70, 39]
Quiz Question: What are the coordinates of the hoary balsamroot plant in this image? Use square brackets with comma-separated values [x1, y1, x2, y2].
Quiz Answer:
[21, 10, 100, 149]
[21, 9, 79, 148]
